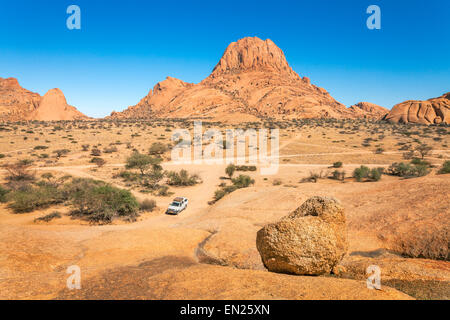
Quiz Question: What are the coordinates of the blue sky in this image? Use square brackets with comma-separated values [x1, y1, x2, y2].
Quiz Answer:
[0, 0, 449, 117]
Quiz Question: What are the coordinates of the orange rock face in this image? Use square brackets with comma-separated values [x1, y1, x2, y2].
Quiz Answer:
[384, 93, 450, 125]
[29, 88, 87, 121]
[111, 37, 384, 121]
[0, 77, 87, 122]
[348, 102, 389, 120]
[0, 77, 41, 121]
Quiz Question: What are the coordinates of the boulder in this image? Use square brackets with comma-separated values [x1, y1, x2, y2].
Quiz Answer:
[384, 92, 449, 125]
[256, 196, 348, 275]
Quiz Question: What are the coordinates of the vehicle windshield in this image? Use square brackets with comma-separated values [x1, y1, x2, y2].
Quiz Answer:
[171, 202, 181, 207]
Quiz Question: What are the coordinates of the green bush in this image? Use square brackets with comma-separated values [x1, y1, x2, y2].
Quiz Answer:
[235, 165, 257, 172]
[90, 157, 106, 167]
[70, 182, 139, 223]
[411, 158, 431, 167]
[211, 175, 253, 204]
[214, 189, 227, 201]
[155, 185, 171, 196]
[353, 166, 370, 182]
[148, 142, 168, 156]
[116, 170, 140, 182]
[0, 186, 10, 203]
[387, 162, 430, 178]
[34, 211, 62, 223]
[8, 184, 63, 213]
[126, 152, 162, 176]
[232, 175, 255, 188]
[369, 168, 382, 181]
[331, 170, 345, 181]
[332, 161, 343, 168]
[225, 164, 236, 178]
[438, 161, 450, 174]
[166, 169, 200, 186]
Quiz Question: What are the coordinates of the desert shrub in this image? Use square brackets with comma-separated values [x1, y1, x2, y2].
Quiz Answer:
[235, 165, 257, 172]
[415, 144, 433, 159]
[332, 161, 343, 168]
[33, 145, 48, 150]
[139, 199, 156, 212]
[387, 162, 430, 178]
[438, 161, 450, 174]
[214, 189, 227, 201]
[81, 144, 90, 151]
[126, 152, 162, 176]
[148, 142, 168, 156]
[90, 157, 106, 167]
[353, 166, 370, 182]
[301, 172, 321, 183]
[8, 184, 63, 213]
[0, 186, 10, 203]
[155, 185, 171, 196]
[330, 170, 345, 181]
[54, 149, 70, 158]
[34, 211, 62, 223]
[116, 170, 140, 182]
[225, 163, 236, 178]
[223, 185, 238, 193]
[166, 169, 200, 186]
[232, 175, 255, 188]
[272, 179, 282, 186]
[70, 181, 139, 223]
[210, 175, 253, 204]
[90, 148, 102, 156]
[369, 168, 382, 181]
[3, 159, 35, 182]
[104, 146, 118, 153]
[0, 154, 5, 159]
[410, 158, 432, 167]
[374, 147, 384, 154]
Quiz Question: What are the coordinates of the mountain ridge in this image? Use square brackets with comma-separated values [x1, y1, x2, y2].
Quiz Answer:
[111, 37, 385, 122]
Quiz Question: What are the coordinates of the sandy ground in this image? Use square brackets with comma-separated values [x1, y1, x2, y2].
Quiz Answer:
[0, 120, 449, 299]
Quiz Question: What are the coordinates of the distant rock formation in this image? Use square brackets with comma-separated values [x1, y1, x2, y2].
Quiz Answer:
[384, 92, 450, 125]
[0, 77, 88, 121]
[29, 88, 87, 121]
[348, 102, 388, 120]
[256, 196, 348, 275]
[110, 37, 384, 121]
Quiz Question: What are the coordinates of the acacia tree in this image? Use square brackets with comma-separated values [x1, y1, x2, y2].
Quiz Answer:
[3, 159, 35, 181]
[125, 152, 162, 176]
[415, 144, 433, 159]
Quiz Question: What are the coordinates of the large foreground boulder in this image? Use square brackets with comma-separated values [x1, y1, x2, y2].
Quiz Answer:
[256, 196, 348, 275]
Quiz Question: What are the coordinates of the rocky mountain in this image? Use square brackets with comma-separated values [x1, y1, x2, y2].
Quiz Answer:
[111, 37, 383, 121]
[348, 102, 388, 120]
[384, 92, 450, 125]
[0, 77, 88, 121]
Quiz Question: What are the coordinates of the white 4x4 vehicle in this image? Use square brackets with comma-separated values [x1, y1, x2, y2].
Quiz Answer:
[166, 197, 188, 215]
